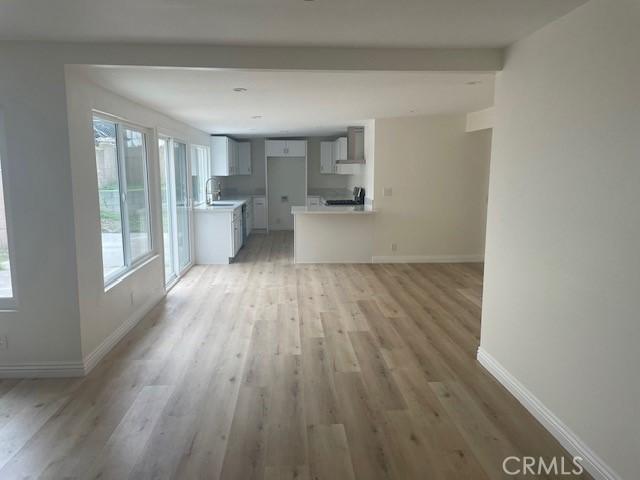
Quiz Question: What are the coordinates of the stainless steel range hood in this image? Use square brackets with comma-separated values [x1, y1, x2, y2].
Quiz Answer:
[345, 126, 365, 164]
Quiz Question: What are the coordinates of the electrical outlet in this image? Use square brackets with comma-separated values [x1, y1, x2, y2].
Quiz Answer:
[0, 335, 8, 350]
[391, 243, 398, 252]
[383, 187, 393, 197]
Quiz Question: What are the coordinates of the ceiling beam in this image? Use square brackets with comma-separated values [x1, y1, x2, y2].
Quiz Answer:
[2, 41, 503, 71]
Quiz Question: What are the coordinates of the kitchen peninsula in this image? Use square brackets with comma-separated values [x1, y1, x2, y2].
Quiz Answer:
[292, 203, 375, 263]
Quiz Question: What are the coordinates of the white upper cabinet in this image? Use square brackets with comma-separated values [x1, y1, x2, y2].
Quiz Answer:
[320, 141, 336, 174]
[265, 140, 286, 157]
[237, 142, 252, 175]
[321, 136, 356, 175]
[334, 137, 348, 162]
[211, 136, 239, 176]
[286, 140, 307, 157]
[230, 139, 239, 175]
[265, 140, 307, 157]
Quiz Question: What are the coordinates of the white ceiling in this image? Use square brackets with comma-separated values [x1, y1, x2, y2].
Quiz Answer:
[78, 66, 495, 136]
[2, 0, 586, 48]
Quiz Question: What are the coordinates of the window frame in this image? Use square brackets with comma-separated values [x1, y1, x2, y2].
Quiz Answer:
[0, 111, 18, 310]
[93, 112, 155, 288]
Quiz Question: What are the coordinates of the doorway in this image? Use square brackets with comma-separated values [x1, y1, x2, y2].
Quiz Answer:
[267, 157, 306, 230]
[158, 136, 193, 286]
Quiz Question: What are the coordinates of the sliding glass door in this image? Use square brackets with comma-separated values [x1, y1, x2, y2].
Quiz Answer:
[158, 137, 192, 286]
[158, 137, 176, 284]
[173, 141, 191, 271]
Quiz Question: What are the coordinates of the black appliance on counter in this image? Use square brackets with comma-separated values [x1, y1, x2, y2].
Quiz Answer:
[325, 187, 365, 206]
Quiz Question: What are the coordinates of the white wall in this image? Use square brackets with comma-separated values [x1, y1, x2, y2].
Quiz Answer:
[372, 114, 491, 261]
[0, 47, 83, 372]
[481, 1, 640, 478]
[65, 67, 210, 363]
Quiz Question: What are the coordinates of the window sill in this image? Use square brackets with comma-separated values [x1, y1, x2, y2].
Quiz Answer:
[0, 300, 17, 313]
[104, 254, 160, 293]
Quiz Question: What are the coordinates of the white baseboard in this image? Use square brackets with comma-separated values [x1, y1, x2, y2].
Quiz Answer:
[83, 291, 165, 375]
[477, 347, 621, 480]
[0, 361, 85, 378]
[295, 260, 373, 264]
[0, 292, 165, 379]
[372, 254, 484, 263]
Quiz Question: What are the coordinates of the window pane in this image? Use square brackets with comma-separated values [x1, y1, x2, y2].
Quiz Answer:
[0, 153, 12, 298]
[93, 117, 125, 281]
[123, 128, 151, 261]
[190, 145, 209, 206]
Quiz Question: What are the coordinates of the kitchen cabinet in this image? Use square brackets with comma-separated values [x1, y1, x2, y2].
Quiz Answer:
[253, 196, 266, 229]
[246, 199, 253, 235]
[335, 163, 363, 175]
[286, 140, 307, 157]
[265, 140, 285, 157]
[306, 196, 321, 207]
[232, 207, 242, 256]
[265, 140, 307, 157]
[333, 137, 348, 162]
[237, 142, 251, 175]
[321, 137, 356, 175]
[194, 205, 245, 264]
[320, 142, 336, 174]
[211, 136, 239, 176]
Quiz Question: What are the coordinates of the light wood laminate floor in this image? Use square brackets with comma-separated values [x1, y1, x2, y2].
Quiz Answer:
[0, 231, 589, 479]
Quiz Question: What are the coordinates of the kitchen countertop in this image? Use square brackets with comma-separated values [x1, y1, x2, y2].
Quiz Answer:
[292, 204, 375, 215]
[193, 198, 250, 213]
[306, 188, 353, 202]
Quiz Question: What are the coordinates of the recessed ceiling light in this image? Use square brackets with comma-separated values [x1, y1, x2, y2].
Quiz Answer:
[233, 87, 248, 92]
[251, 115, 262, 119]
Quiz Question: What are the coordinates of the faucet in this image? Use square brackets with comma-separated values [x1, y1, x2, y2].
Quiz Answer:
[205, 177, 221, 205]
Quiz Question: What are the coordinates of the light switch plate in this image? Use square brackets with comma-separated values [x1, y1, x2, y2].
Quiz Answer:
[383, 187, 393, 197]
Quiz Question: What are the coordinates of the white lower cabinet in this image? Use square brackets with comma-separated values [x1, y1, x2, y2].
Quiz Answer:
[253, 196, 266, 229]
[246, 201, 253, 235]
[232, 207, 242, 256]
[194, 205, 244, 264]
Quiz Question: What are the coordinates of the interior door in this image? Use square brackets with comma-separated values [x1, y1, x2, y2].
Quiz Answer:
[173, 141, 191, 272]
